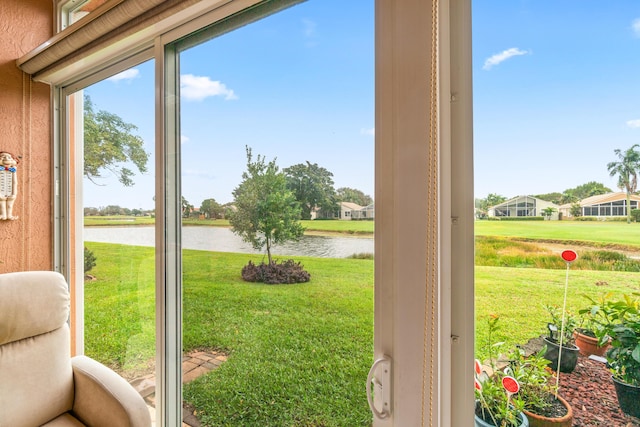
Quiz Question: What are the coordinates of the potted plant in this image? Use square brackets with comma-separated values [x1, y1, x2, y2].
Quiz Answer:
[542, 305, 580, 373]
[575, 293, 611, 357]
[509, 348, 573, 427]
[587, 293, 640, 419]
[475, 315, 529, 427]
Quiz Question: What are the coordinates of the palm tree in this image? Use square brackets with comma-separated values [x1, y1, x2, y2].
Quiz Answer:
[607, 144, 640, 223]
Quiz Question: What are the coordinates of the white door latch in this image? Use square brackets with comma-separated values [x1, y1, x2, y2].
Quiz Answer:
[366, 355, 392, 419]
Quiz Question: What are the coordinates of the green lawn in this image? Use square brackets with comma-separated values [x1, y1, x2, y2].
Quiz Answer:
[84, 242, 374, 427]
[475, 265, 640, 360]
[82, 220, 640, 425]
[475, 220, 640, 248]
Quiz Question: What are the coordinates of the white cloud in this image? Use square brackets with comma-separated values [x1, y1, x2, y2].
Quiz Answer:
[482, 48, 529, 70]
[626, 119, 640, 128]
[181, 135, 190, 144]
[632, 18, 640, 37]
[302, 19, 319, 47]
[183, 169, 216, 179]
[302, 19, 317, 37]
[360, 127, 375, 137]
[107, 68, 140, 82]
[180, 74, 238, 101]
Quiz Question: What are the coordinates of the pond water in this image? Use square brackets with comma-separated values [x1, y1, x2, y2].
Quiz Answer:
[84, 226, 374, 259]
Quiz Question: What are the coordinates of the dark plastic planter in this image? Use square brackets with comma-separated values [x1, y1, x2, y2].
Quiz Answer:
[543, 337, 579, 373]
[475, 412, 529, 427]
[612, 376, 640, 419]
[475, 401, 529, 427]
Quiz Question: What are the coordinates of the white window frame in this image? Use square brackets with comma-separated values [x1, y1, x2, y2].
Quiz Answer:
[50, 0, 474, 425]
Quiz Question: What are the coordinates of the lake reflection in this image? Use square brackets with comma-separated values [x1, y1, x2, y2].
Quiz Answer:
[84, 226, 374, 259]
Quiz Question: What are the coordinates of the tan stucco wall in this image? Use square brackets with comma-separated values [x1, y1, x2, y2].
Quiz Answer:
[0, 0, 53, 272]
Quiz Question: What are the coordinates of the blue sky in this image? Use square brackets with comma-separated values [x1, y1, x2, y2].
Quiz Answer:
[473, 1, 640, 200]
[83, 1, 373, 210]
[83, 1, 640, 210]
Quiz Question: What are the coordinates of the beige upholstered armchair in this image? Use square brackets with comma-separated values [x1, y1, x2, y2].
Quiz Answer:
[0, 271, 152, 427]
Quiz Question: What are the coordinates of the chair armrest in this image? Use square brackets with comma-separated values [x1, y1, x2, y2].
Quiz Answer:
[71, 355, 151, 427]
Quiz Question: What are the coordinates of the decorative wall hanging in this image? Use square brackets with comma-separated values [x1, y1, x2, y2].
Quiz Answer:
[0, 152, 19, 220]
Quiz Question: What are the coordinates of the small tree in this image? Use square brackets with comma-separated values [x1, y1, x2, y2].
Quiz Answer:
[84, 247, 97, 274]
[230, 147, 304, 264]
[541, 207, 556, 220]
[570, 202, 582, 217]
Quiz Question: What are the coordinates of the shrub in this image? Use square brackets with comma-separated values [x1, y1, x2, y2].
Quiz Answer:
[84, 247, 97, 273]
[241, 259, 311, 284]
[347, 252, 374, 259]
[631, 209, 640, 222]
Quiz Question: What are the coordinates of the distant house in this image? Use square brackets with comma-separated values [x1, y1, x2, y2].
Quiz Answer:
[314, 202, 373, 220]
[559, 192, 640, 218]
[352, 203, 375, 220]
[488, 195, 559, 220]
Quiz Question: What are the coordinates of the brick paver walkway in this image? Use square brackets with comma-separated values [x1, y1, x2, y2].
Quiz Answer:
[129, 350, 227, 427]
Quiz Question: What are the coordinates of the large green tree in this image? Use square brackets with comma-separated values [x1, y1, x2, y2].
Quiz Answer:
[200, 198, 223, 219]
[283, 162, 337, 220]
[84, 94, 149, 186]
[230, 147, 304, 263]
[607, 144, 640, 223]
[477, 193, 507, 213]
[335, 187, 373, 206]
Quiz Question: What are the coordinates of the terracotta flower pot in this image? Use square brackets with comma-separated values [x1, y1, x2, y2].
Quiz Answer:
[523, 394, 573, 427]
[573, 331, 610, 357]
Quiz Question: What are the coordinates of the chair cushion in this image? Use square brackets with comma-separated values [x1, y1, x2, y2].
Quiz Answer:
[0, 271, 70, 345]
[0, 271, 74, 427]
[0, 326, 74, 427]
[41, 413, 87, 427]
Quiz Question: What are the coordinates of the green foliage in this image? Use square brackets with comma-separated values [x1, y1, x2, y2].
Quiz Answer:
[230, 147, 304, 263]
[241, 259, 311, 284]
[84, 247, 97, 273]
[478, 193, 508, 212]
[582, 293, 640, 385]
[83, 94, 149, 186]
[561, 181, 612, 204]
[346, 252, 374, 259]
[475, 236, 640, 272]
[544, 305, 577, 346]
[631, 209, 640, 223]
[508, 348, 556, 415]
[570, 202, 582, 217]
[199, 198, 222, 219]
[541, 207, 556, 220]
[475, 315, 526, 427]
[335, 187, 373, 207]
[284, 162, 337, 220]
[607, 144, 640, 223]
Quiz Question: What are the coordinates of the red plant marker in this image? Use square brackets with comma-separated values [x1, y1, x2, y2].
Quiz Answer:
[502, 376, 519, 395]
[475, 377, 482, 391]
[474, 359, 483, 376]
[561, 250, 577, 263]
